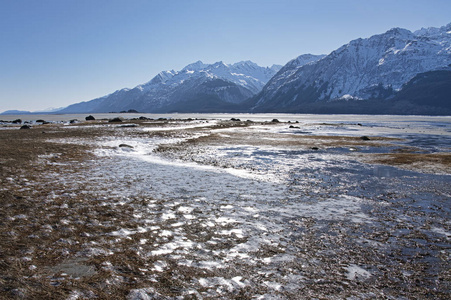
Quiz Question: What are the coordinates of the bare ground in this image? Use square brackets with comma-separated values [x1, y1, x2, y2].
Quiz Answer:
[1, 119, 450, 299]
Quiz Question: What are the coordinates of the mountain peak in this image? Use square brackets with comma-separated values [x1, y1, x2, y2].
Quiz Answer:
[283, 54, 326, 71]
[232, 60, 258, 67]
[182, 60, 207, 71]
[211, 61, 228, 68]
[414, 23, 451, 37]
[385, 27, 413, 39]
[270, 64, 283, 71]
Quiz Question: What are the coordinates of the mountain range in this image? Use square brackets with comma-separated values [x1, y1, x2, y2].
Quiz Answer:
[57, 61, 284, 113]
[3, 23, 451, 115]
[248, 23, 451, 114]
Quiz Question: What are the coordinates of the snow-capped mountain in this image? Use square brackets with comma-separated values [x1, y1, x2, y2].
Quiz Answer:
[250, 23, 451, 112]
[58, 61, 283, 113]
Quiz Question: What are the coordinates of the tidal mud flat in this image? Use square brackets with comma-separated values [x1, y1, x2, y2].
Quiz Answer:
[0, 115, 450, 299]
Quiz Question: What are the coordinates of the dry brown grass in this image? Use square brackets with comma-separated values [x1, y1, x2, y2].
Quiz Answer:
[366, 152, 451, 174]
[154, 130, 399, 155]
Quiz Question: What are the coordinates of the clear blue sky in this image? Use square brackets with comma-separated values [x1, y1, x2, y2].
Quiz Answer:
[1, 0, 450, 112]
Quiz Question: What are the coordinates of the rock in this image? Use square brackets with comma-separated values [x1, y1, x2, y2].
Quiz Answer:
[109, 117, 123, 123]
[289, 125, 300, 129]
[271, 119, 280, 123]
[69, 119, 78, 124]
[360, 136, 371, 141]
[311, 147, 319, 150]
[85, 115, 95, 121]
[119, 144, 134, 148]
[230, 118, 241, 121]
[20, 125, 31, 129]
[12, 119, 22, 124]
[36, 119, 48, 124]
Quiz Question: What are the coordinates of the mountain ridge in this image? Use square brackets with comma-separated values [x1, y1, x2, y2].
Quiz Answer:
[57, 60, 286, 114]
[249, 23, 451, 113]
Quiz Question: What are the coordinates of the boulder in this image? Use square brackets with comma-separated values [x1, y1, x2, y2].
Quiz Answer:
[109, 117, 123, 123]
[85, 115, 95, 121]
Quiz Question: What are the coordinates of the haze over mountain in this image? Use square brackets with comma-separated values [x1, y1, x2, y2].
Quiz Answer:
[57, 61, 284, 113]
[249, 23, 451, 114]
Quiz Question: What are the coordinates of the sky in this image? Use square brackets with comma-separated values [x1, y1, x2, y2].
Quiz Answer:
[1, 0, 450, 112]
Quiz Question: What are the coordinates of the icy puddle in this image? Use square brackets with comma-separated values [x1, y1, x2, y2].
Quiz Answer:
[1, 117, 450, 299]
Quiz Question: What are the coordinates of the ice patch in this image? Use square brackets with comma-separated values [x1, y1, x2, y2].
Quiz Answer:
[161, 212, 176, 220]
[219, 229, 244, 238]
[198, 276, 246, 291]
[346, 264, 372, 280]
[109, 228, 135, 237]
[160, 230, 173, 237]
[152, 260, 168, 272]
[177, 206, 193, 213]
[127, 287, 163, 300]
[431, 227, 451, 238]
[215, 217, 237, 225]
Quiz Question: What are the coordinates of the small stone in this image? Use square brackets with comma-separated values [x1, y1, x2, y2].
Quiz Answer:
[119, 144, 134, 148]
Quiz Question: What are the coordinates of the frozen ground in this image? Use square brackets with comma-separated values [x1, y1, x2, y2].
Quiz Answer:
[1, 115, 450, 299]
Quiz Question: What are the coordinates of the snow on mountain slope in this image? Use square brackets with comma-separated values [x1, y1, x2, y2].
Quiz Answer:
[252, 23, 451, 111]
[59, 61, 282, 113]
[138, 60, 281, 95]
